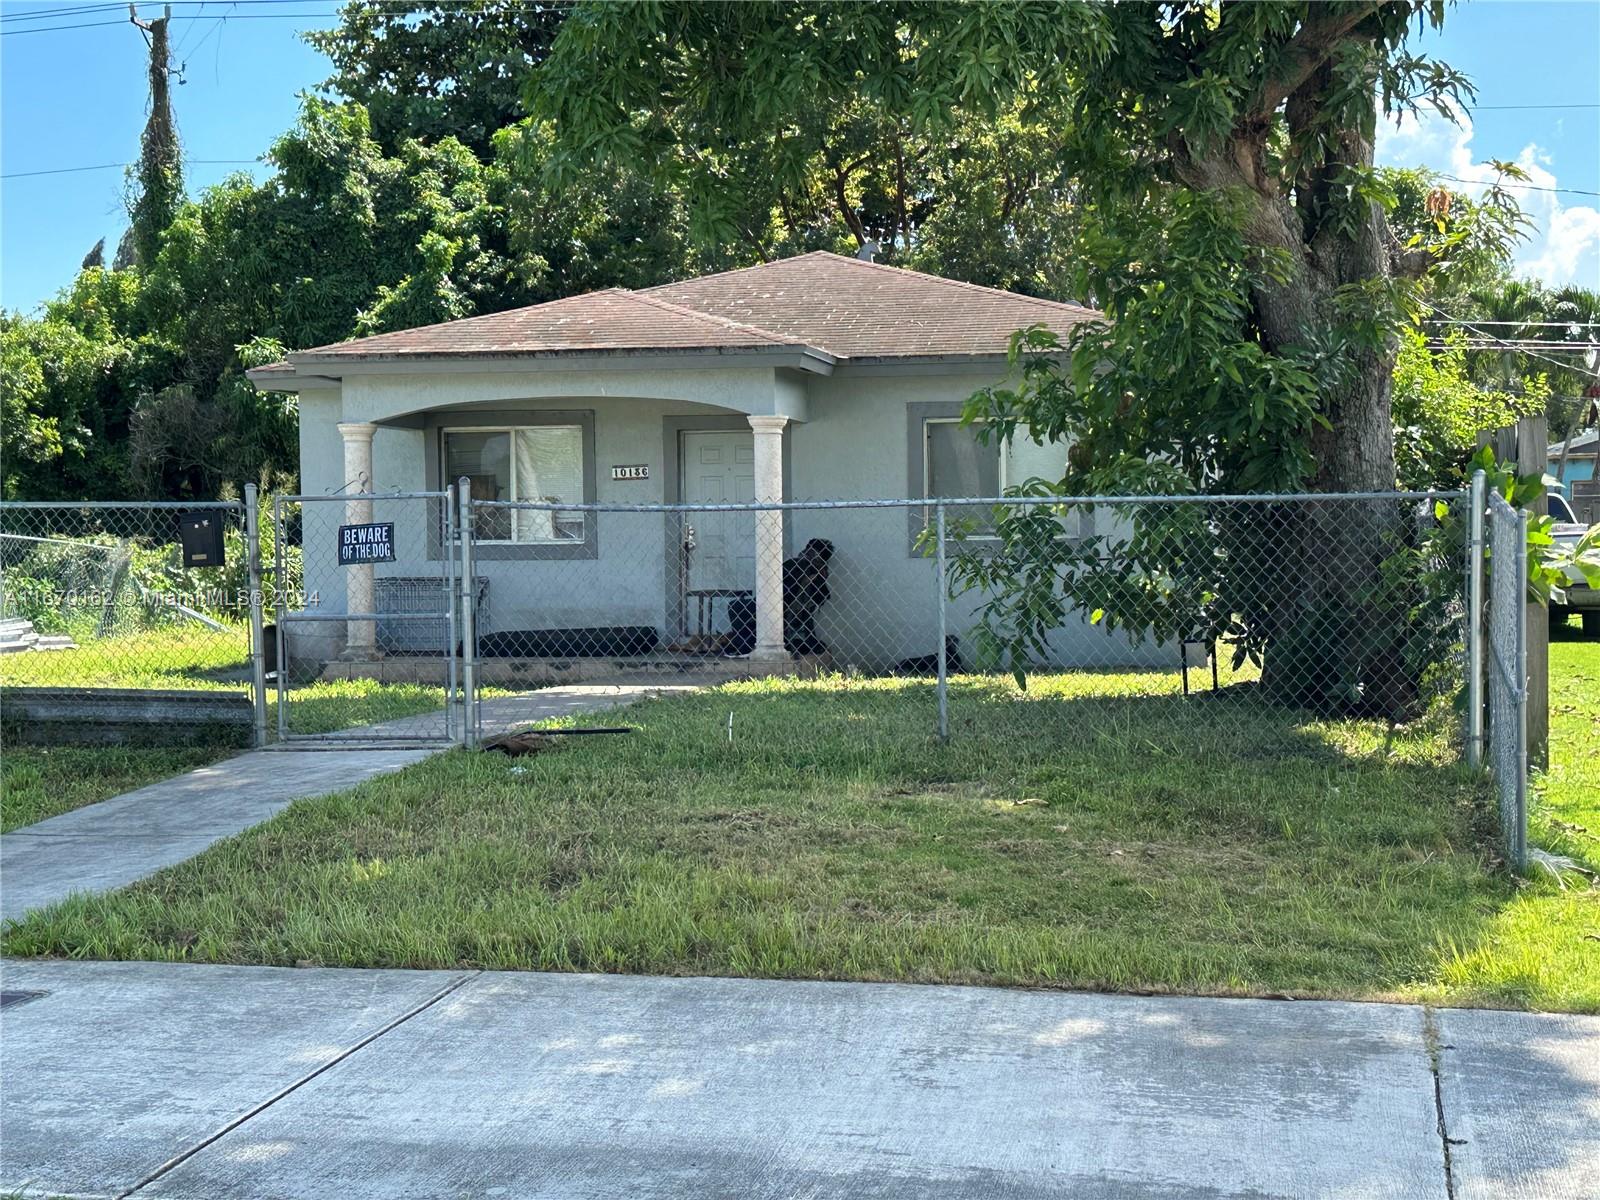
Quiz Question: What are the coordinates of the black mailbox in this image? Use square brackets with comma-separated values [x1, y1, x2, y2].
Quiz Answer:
[178, 513, 226, 568]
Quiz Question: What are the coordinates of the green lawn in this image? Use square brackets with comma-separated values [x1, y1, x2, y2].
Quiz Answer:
[0, 628, 456, 826]
[1, 744, 233, 833]
[0, 625, 249, 691]
[0, 625, 459, 738]
[8, 665, 1592, 1012]
[1429, 630, 1600, 1006]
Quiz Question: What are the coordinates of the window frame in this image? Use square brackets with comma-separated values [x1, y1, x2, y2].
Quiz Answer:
[441, 423, 588, 547]
[914, 411, 1010, 547]
[921, 416, 1009, 508]
[425, 408, 598, 562]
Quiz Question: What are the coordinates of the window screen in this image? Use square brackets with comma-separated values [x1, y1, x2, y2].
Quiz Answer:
[444, 426, 585, 543]
[925, 420, 1002, 498]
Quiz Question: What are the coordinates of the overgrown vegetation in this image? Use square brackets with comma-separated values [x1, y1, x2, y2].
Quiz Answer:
[4, 673, 1591, 1012]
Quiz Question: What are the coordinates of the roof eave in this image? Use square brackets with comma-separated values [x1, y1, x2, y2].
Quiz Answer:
[283, 343, 837, 376]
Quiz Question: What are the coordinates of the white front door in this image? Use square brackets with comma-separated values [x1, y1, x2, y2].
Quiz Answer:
[681, 431, 756, 595]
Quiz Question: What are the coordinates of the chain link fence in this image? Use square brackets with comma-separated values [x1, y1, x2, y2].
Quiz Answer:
[3, 482, 1527, 854]
[461, 490, 1473, 757]
[1485, 489, 1530, 871]
[0, 500, 254, 744]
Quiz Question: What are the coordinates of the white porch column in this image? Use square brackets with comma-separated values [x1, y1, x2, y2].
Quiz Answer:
[747, 415, 790, 664]
[338, 421, 379, 660]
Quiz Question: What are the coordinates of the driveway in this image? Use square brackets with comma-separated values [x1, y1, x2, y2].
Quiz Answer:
[2, 961, 1595, 1199]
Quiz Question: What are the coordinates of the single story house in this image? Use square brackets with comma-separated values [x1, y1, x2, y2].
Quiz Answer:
[1550, 429, 1599, 524]
[251, 251, 1166, 674]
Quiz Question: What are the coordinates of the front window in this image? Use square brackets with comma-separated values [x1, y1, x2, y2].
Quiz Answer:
[444, 425, 586, 543]
[924, 418, 1005, 532]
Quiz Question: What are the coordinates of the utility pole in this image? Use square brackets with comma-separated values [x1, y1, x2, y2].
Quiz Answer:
[126, 4, 182, 269]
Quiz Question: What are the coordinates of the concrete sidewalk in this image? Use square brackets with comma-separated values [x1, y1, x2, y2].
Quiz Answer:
[0, 683, 688, 922]
[2, 961, 1595, 1199]
[0, 749, 429, 921]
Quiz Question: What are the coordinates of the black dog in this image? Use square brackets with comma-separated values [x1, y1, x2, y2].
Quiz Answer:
[893, 635, 962, 676]
[725, 538, 835, 655]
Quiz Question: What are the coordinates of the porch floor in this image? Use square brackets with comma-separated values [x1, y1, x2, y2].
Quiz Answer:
[319, 650, 834, 688]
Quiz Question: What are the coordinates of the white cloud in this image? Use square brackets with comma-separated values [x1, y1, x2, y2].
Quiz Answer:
[1376, 103, 1600, 289]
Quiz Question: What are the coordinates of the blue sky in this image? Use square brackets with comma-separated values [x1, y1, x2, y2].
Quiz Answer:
[2, 0, 1597, 314]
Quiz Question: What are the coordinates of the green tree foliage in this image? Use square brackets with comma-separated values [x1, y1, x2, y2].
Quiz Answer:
[1, 270, 147, 499]
[1451, 279, 1600, 439]
[306, 1, 569, 155]
[5, 1, 1111, 501]
[535, 2, 1544, 714]
[1391, 329, 1544, 490]
[535, 2, 1541, 501]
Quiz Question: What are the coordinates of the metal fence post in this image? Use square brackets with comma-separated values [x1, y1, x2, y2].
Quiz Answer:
[936, 502, 949, 742]
[273, 493, 289, 745]
[457, 477, 477, 748]
[244, 484, 268, 748]
[443, 487, 459, 744]
[1513, 507, 1530, 871]
[1466, 469, 1487, 768]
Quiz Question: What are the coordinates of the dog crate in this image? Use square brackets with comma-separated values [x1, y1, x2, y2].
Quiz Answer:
[375, 576, 488, 654]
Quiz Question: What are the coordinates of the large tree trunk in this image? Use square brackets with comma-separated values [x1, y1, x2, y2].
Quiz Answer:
[1181, 127, 1418, 716]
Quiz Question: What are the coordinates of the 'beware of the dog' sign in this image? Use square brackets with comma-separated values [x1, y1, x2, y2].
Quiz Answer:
[338, 522, 395, 565]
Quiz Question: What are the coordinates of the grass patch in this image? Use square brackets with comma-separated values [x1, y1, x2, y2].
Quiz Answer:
[1422, 630, 1600, 1009]
[1, 744, 232, 832]
[0, 625, 249, 691]
[0, 625, 462, 736]
[7, 653, 1593, 1011]
[17, 666, 1592, 1011]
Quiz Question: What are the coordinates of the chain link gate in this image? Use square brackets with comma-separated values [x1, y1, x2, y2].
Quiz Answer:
[271, 490, 463, 746]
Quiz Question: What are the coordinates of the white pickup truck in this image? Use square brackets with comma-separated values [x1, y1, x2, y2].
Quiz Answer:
[1548, 490, 1599, 637]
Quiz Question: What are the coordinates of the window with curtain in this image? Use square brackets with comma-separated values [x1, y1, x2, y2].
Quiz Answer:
[444, 426, 585, 543]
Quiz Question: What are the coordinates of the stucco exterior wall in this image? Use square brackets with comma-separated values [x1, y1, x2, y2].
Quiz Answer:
[290, 363, 1170, 671]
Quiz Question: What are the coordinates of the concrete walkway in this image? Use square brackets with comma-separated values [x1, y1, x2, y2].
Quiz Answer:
[0, 684, 688, 921]
[1, 962, 1595, 1199]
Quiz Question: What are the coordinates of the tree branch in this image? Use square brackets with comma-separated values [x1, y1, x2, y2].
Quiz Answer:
[1253, 2, 1380, 121]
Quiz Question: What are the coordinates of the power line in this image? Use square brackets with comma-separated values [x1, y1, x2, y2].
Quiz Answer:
[1428, 342, 1600, 352]
[1471, 103, 1600, 111]
[2, 158, 259, 180]
[0, 0, 327, 18]
[0, 0, 550, 22]
[1416, 296, 1600, 380]
[1435, 173, 1600, 199]
[175, 2, 235, 65]
[1425, 320, 1600, 328]
[2, 18, 124, 33]
[3, 11, 340, 34]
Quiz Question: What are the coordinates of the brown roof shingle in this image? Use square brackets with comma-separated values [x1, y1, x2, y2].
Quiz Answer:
[275, 252, 1100, 370]
[295, 289, 812, 360]
[645, 252, 1099, 359]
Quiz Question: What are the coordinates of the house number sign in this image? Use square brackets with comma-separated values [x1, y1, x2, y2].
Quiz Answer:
[611, 464, 650, 481]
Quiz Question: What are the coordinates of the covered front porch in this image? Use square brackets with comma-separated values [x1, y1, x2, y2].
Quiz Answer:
[305, 358, 821, 677]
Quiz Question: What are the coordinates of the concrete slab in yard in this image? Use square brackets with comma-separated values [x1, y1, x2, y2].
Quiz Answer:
[1436, 1007, 1600, 1200]
[0, 959, 469, 1199]
[144, 972, 1446, 1200]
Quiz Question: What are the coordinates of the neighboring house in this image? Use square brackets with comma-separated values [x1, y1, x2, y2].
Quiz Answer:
[250, 251, 1164, 672]
[1549, 429, 1599, 525]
